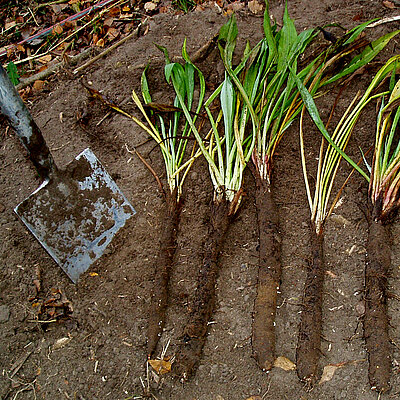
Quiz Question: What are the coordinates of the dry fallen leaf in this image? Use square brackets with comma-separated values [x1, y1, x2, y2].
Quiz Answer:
[5, 20, 17, 31]
[383, 1, 396, 9]
[326, 270, 338, 279]
[226, 1, 245, 12]
[33, 80, 45, 91]
[148, 359, 172, 375]
[96, 38, 105, 48]
[106, 27, 120, 41]
[53, 24, 63, 35]
[52, 337, 71, 351]
[319, 359, 366, 384]
[38, 54, 52, 64]
[273, 356, 296, 371]
[319, 364, 341, 384]
[144, 2, 157, 11]
[248, 0, 264, 14]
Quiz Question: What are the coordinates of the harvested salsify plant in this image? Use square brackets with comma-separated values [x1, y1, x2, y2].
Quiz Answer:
[361, 56, 400, 393]
[247, 1, 398, 373]
[169, 15, 259, 379]
[87, 40, 206, 357]
[292, 53, 400, 387]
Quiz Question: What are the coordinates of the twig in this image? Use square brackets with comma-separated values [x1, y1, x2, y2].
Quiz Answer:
[36, 0, 70, 9]
[16, 48, 92, 89]
[125, 143, 164, 195]
[27, 319, 58, 323]
[73, 19, 148, 74]
[9, 350, 34, 378]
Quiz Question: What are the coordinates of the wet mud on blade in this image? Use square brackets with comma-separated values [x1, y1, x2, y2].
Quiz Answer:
[15, 148, 136, 283]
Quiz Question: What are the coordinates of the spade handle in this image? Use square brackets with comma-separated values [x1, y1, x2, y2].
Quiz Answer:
[0, 64, 56, 179]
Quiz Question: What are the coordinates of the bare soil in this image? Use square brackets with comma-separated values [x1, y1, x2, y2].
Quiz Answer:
[2, 1, 400, 399]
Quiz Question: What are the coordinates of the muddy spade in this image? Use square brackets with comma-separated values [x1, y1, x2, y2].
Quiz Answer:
[0, 65, 135, 283]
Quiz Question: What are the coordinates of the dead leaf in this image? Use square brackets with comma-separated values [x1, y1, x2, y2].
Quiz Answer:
[144, 2, 157, 11]
[319, 364, 341, 384]
[89, 272, 99, 277]
[51, 4, 68, 14]
[148, 359, 172, 375]
[103, 17, 114, 27]
[96, 38, 105, 47]
[326, 270, 338, 279]
[53, 24, 63, 35]
[5, 20, 17, 31]
[108, 6, 121, 16]
[106, 27, 120, 41]
[383, 1, 396, 8]
[273, 356, 296, 371]
[248, 0, 264, 14]
[226, 1, 245, 12]
[37, 54, 52, 64]
[20, 27, 33, 41]
[92, 33, 100, 45]
[52, 337, 71, 351]
[319, 359, 366, 384]
[33, 80, 45, 91]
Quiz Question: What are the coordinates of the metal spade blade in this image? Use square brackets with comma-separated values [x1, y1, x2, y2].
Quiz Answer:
[0, 65, 135, 283]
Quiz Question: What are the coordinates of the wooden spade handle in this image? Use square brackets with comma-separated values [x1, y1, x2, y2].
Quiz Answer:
[0, 64, 56, 179]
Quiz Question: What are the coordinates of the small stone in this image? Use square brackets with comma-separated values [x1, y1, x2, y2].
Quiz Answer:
[355, 302, 365, 315]
[190, 171, 198, 180]
[0, 305, 10, 323]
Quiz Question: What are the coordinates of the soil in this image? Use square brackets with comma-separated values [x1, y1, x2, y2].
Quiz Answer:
[3, 1, 400, 399]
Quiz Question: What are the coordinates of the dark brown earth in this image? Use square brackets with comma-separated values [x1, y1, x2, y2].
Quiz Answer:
[3, 1, 400, 399]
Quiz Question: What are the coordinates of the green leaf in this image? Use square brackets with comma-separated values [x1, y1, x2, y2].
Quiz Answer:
[289, 64, 369, 181]
[342, 18, 378, 46]
[141, 65, 152, 104]
[218, 14, 238, 66]
[323, 29, 400, 87]
[263, 0, 277, 64]
[6, 62, 19, 85]
[155, 43, 171, 64]
[277, 2, 297, 69]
